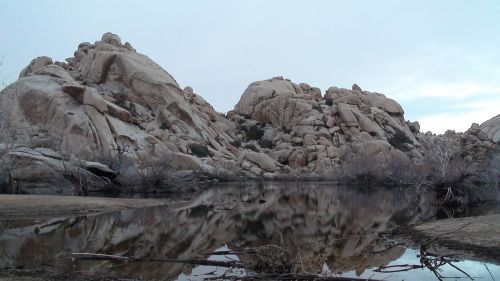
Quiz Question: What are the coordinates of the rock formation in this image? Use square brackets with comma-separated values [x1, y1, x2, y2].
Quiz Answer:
[0, 33, 498, 194]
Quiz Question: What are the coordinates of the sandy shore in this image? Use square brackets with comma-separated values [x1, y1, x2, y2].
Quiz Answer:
[409, 213, 500, 264]
[415, 214, 500, 249]
[0, 194, 174, 219]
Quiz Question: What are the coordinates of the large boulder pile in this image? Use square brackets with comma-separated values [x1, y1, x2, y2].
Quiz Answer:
[230, 77, 422, 175]
[0, 33, 239, 193]
[0, 33, 498, 194]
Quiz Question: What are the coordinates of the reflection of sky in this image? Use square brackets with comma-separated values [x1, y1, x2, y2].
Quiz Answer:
[176, 245, 246, 281]
[341, 249, 500, 281]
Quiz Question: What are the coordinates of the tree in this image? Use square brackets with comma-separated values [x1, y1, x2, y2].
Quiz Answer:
[425, 138, 453, 182]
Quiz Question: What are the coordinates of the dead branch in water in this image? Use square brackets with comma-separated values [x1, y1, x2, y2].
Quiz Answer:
[70, 253, 380, 281]
[204, 274, 381, 281]
[375, 222, 475, 281]
[71, 253, 245, 268]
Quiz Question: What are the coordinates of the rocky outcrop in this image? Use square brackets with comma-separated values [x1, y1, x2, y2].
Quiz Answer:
[229, 76, 424, 177]
[479, 114, 500, 143]
[0, 33, 498, 193]
[0, 33, 239, 193]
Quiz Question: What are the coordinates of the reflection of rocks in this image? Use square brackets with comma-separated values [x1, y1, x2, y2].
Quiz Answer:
[0, 184, 436, 279]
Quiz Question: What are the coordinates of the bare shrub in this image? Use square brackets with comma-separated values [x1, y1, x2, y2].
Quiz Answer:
[333, 149, 419, 186]
[424, 138, 453, 182]
[62, 159, 116, 196]
[0, 153, 15, 193]
[137, 149, 174, 188]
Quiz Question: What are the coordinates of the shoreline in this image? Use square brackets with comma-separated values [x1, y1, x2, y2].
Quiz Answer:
[394, 214, 500, 264]
[0, 194, 176, 220]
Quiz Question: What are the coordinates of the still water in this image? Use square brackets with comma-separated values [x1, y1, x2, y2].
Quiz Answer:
[1, 183, 499, 280]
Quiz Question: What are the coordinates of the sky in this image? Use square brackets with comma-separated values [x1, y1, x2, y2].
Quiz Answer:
[1, 0, 499, 134]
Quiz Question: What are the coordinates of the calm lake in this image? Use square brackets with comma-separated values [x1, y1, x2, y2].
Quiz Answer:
[1, 183, 499, 281]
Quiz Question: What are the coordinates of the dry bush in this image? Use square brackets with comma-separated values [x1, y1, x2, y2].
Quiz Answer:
[332, 150, 419, 186]
[424, 138, 453, 182]
[137, 149, 174, 188]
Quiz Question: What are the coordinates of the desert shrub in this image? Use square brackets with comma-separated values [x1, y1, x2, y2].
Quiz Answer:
[114, 93, 127, 108]
[281, 125, 292, 134]
[246, 125, 264, 140]
[236, 124, 248, 132]
[243, 143, 258, 152]
[188, 143, 211, 158]
[160, 122, 169, 130]
[258, 138, 274, 149]
[230, 139, 242, 148]
[335, 150, 418, 185]
[137, 149, 174, 188]
[388, 130, 412, 152]
[0, 156, 15, 194]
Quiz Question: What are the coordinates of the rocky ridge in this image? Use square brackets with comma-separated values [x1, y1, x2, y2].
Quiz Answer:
[0, 33, 498, 194]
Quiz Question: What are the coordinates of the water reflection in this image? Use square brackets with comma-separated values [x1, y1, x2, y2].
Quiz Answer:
[1, 183, 495, 280]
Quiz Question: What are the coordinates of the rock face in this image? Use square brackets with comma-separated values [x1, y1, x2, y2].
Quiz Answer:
[479, 114, 500, 143]
[0, 33, 498, 193]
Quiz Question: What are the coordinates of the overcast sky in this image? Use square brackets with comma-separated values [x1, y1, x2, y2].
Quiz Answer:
[1, 0, 499, 133]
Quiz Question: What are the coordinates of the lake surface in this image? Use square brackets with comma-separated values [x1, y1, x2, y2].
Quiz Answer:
[1, 182, 499, 280]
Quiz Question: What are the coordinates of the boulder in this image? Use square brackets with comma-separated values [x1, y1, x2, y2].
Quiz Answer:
[479, 114, 500, 143]
[244, 151, 277, 172]
[337, 104, 358, 127]
[170, 153, 203, 170]
[361, 93, 404, 115]
[101, 32, 122, 46]
[19, 56, 53, 78]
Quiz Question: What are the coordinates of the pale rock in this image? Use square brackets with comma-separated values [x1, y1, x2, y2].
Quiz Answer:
[170, 153, 203, 170]
[33, 64, 75, 81]
[101, 32, 122, 46]
[288, 150, 307, 168]
[337, 104, 358, 127]
[83, 161, 117, 177]
[318, 128, 331, 139]
[303, 134, 316, 146]
[352, 84, 362, 92]
[19, 56, 53, 78]
[479, 114, 500, 143]
[250, 166, 263, 176]
[326, 117, 336, 128]
[146, 135, 160, 144]
[269, 149, 292, 164]
[244, 151, 277, 172]
[361, 93, 404, 115]
[292, 137, 303, 146]
[240, 159, 253, 170]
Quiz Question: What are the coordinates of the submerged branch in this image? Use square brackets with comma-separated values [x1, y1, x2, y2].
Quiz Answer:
[71, 253, 245, 268]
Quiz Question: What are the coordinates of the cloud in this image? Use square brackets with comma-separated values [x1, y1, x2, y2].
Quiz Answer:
[418, 97, 500, 134]
[393, 81, 500, 102]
